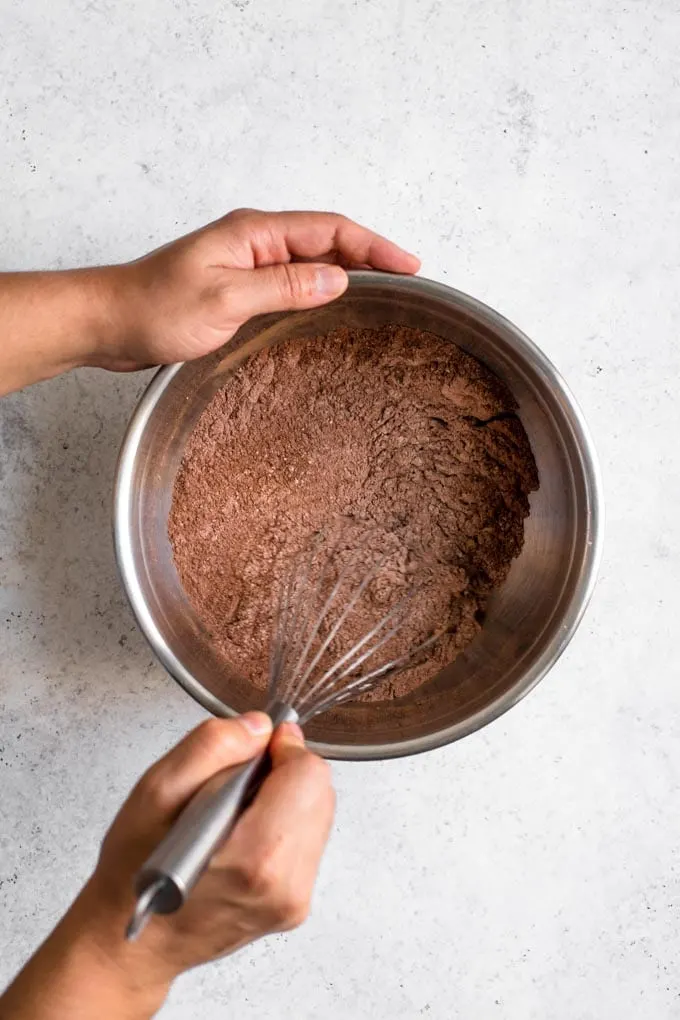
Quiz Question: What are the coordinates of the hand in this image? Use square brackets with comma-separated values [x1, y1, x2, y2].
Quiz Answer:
[0, 714, 335, 1019]
[0, 209, 418, 395]
[101, 208, 421, 369]
[97, 713, 334, 976]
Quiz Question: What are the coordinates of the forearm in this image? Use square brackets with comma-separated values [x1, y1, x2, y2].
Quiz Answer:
[0, 268, 129, 396]
[0, 881, 170, 1020]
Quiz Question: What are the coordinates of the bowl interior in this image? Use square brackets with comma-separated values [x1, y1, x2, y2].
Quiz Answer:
[115, 274, 600, 760]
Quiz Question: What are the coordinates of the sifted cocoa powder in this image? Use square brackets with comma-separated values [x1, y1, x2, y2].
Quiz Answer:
[168, 324, 538, 702]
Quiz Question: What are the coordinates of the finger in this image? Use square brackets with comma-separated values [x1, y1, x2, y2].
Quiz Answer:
[224, 262, 348, 320]
[215, 209, 421, 274]
[228, 726, 334, 852]
[259, 722, 333, 825]
[208, 725, 334, 931]
[294, 253, 378, 271]
[215, 724, 334, 869]
[126, 713, 273, 824]
[269, 720, 308, 766]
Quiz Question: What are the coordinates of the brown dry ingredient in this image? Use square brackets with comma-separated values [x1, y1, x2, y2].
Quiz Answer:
[169, 325, 538, 702]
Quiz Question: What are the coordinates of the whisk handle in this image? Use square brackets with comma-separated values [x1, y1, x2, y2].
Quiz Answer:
[126, 702, 297, 940]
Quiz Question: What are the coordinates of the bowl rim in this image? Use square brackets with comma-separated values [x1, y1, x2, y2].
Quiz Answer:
[113, 271, 604, 761]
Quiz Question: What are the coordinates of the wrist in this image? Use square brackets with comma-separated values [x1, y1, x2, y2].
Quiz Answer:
[0, 878, 171, 1020]
[64, 877, 173, 1016]
[72, 265, 141, 372]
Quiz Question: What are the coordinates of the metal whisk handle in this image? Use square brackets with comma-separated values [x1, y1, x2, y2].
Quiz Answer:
[126, 701, 298, 941]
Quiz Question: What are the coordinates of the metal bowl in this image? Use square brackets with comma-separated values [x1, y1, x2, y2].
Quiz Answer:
[114, 272, 603, 760]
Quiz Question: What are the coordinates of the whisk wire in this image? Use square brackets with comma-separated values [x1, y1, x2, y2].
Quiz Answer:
[269, 523, 449, 721]
[285, 553, 389, 708]
[273, 533, 328, 701]
[268, 556, 295, 700]
[294, 592, 412, 715]
[300, 629, 445, 722]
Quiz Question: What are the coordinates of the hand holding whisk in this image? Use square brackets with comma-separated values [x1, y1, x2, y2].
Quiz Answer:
[126, 526, 444, 939]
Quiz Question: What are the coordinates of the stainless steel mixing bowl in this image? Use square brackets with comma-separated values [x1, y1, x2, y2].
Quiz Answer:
[114, 272, 603, 760]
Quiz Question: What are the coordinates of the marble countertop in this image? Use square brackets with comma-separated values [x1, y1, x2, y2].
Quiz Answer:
[1, 0, 679, 1016]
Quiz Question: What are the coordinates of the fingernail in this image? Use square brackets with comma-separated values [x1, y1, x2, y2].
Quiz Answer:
[277, 721, 305, 745]
[239, 711, 273, 737]
[314, 265, 346, 296]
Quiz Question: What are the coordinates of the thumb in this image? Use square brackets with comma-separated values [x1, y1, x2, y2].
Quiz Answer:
[125, 713, 273, 824]
[227, 262, 348, 320]
[100, 713, 273, 869]
[269, 721, 308, 768]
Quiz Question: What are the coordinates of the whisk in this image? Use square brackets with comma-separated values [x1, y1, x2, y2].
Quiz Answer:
[126, 528, 442, 940]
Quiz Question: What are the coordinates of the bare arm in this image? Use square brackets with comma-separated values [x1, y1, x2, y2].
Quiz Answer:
[0, 268, 124, 395]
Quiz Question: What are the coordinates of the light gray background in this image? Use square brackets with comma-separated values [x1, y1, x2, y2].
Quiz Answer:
[1, 0, 679, 1016]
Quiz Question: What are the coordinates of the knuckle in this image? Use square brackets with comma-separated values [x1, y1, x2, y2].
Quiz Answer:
[193, 718, 229, 754]
[135, 763, 167, 806]
[226, 206, 258, 223]
[274, 894, 310, 931]
[278, 263, 310, 304]
[235, 850, 311, 933]
[310, 209, 343, 223]
[323, 211, 347, 233]
[236, 845, 282, 899]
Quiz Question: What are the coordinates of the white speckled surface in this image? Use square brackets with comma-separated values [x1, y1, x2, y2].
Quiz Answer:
[2, 0, 680, 1016]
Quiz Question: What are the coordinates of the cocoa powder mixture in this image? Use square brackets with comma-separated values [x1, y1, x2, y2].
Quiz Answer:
[169, 325, 538, 702]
